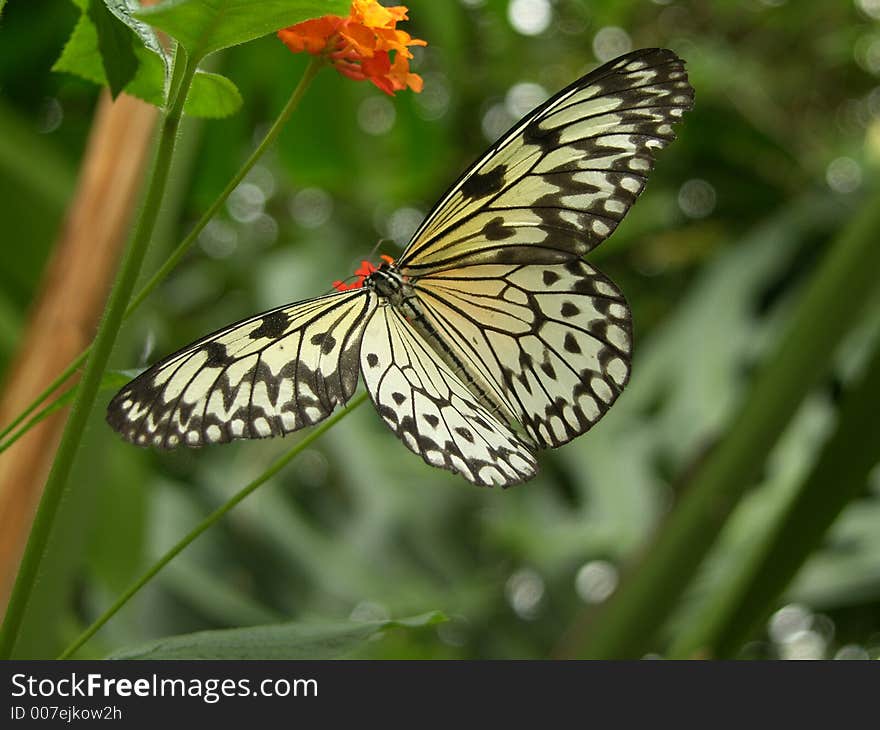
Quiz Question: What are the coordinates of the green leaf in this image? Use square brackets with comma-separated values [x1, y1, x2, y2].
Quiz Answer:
[54, 11, 107, 85]
[87, 0, 139, 97]
[104, 0, 170, 65]
[186, 71, 243, 118]
[107, 612, 447, 659]
[135, 0, 350, 61]
[672, 333, 880, 658]
[53, 12, 242, 118]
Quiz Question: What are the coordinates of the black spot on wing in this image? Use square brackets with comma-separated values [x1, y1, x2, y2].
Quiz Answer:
[366, 352, 379, 367]
[563, 332, 581, 354]
[203, 341, 231, 367]
[483, 216, 516, 241]
[250, 310, 290, 339]
[560, 301, 580, 317]
[543, 270, 561, 286]
[310, 332, 337, 355]
[460, 164, 507, 199]
[522, 120, 560, 148]
[423, 413, 439, 428]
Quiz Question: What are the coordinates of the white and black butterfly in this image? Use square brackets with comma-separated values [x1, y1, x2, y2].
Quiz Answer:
[107, 48, 694, 487]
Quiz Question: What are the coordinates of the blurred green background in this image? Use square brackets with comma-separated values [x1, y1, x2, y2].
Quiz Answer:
[2, 0, 880, 659]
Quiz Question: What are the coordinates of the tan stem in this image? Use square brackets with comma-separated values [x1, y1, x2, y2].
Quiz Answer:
[0, 91, 158, 609]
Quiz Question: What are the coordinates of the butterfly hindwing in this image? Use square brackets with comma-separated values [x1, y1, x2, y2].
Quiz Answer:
[359, 303, 537, 486]
[107, 290, 376, 448]
[399, 48, 693, 273]
[413, 260, 631, 448]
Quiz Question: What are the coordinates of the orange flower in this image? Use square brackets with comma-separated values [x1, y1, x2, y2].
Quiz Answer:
[278, 0, 426, 95]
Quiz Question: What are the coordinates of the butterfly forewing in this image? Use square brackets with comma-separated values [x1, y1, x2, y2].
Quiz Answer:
[413, 260, 631, 448]
[108, 290, 376, 448]
[398, 48, 693, 274]
[360, 303, 537, 486]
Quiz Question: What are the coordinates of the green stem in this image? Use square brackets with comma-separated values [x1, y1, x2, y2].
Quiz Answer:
[0, 51, 197, 659]
[569, 188, 880, 659]
[58, 393, 367, 659]
[0, 387, 76, 455]
[0, 58, 323, 453]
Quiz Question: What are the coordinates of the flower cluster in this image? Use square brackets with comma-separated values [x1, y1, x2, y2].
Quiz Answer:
[278, 0, 426, 95]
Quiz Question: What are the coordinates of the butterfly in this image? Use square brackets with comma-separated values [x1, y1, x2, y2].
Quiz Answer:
[107, 48, 694, 487]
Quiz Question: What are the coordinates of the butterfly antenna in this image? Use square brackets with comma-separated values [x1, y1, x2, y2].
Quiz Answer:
[369, 238, 393, 259]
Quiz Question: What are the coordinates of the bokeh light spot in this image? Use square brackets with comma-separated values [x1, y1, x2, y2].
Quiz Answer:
[575, 560, 618, 604]
[507, 0, 552, 36]
[505, 568, 545, 620]
[415, 72, 451, 120]
[779, 629, 826, 660]
[37, 97, 63, 134]
[252, 213, 279, 247]
[482, 102, 515, 142]
[289, 187, 333, 229]
[677, 178, 717, 218]
[834, 644, 870, 660]
[768, 604, 812, 644]
[245, 165, 277, 200]
[505, 82, 549, 118]
[826, 156, 862, 193]
[386, 207, 424, 245]
[358, 95, 396, 136]
[592, 27, 632, 62]
[199, 219, 238, 259]
[227, 182, 266, 223]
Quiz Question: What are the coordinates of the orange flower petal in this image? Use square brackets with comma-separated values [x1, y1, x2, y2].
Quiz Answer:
[339, 22, 378, 57]
[352, 0, 408, 28]
[278, 16, 343, 54]
[279, 0, 426, 96]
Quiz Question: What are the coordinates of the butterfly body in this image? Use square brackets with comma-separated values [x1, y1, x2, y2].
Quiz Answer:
[108, 49, 694, 487]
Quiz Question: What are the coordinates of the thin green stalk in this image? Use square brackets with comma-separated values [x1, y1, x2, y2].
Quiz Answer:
[669, 331, 880, 659]
[567, 188, 880, 659]
[0, 58, 323, 452]
[58, 393, 367, 659]
[0, 51, 198, 659]
[0, 386, 76, 455]
[0, 353, 85, 446]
